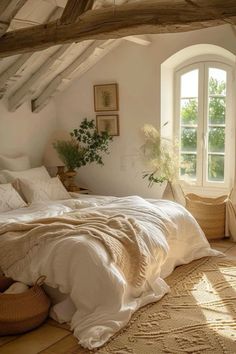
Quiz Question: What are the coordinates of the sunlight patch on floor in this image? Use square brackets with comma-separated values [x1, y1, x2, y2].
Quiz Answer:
[191, 264, 236, 341]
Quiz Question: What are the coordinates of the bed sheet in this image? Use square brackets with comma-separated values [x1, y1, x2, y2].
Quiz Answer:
[0, 194, 220, 349]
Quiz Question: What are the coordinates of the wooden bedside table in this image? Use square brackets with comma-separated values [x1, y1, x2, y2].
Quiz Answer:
[77, 188, 90, 194]
[68, 187, 90, 194]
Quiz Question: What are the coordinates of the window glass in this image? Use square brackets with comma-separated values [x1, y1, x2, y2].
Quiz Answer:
[176, 64, 231, 187]
[180, 154, 197, 179]
[179, 69, 198, 181]
[207, 68, 226, 182]
[208, 155, 224, 182]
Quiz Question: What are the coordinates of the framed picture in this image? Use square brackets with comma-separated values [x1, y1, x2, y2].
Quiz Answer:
[96, 114, 119, 136]
[94, 83, 119, 112]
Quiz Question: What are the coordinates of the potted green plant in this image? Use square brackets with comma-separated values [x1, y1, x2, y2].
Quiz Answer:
[53, 118, 112, 191]
[52, 140, 85, 172]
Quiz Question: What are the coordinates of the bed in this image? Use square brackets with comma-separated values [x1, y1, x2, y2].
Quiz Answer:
[0, 188, 220, 349]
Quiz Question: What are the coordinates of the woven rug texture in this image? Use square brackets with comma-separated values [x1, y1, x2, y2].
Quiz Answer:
[96, 256, 236, 354]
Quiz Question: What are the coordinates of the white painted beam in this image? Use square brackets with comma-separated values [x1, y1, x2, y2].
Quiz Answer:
[230, 24, 236, 38]
[60, 0, 94, 24]
[61, 39, 122, 87]
[124, 35, 152, 46]
[32, 40, 106, 113]
[0, 52, 32, 99]
[0, 0, 28, 37]
[8, 43, 71, 111]
[0, 7, 63, 100]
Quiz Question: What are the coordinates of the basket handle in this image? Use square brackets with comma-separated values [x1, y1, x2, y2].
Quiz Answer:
[35, 275, 46, 287]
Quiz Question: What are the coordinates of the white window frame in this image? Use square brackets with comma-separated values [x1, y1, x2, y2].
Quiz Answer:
[175, 60, 235, 191]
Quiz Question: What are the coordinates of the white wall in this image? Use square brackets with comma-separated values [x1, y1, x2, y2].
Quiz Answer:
[55, 25, 236, 197]
[55, 41, 164, 197]
[0, 99, 57, 166]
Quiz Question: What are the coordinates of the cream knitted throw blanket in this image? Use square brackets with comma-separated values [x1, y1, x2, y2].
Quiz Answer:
[0, 212, 149, 287]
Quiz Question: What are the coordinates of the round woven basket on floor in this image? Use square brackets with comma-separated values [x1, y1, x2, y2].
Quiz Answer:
[0, 276, 14, 292]
[0, 276, 51, 336]
[185, 193, 227, 240]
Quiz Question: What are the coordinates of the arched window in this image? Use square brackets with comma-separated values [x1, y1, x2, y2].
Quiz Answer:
[175, 61, 234, 189]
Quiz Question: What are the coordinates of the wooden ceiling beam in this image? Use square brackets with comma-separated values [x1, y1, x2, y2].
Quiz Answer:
[0, 0, 28, 37]
[0, 0, 236, 58]
[60, 0, 94, 25]
[31, 40, 105, 113]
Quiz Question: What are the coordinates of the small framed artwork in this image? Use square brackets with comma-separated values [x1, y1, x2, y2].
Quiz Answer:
[96, 114, 119, 136]
[94, 83, 119, 112]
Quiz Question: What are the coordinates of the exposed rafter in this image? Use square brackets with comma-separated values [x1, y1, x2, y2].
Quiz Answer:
[8, 44, 72, 111]
[0, 0, 236, 58]
[32, 40, 106, 113]
[0, 0, 28, 37]
[0, 7, 63, 100]
[124, 35, 151, 46]
[60, 0, 94, 24]
[0, 52, 32, 99]
[56, 39, 122, 90]
[230, 24, 236, 38]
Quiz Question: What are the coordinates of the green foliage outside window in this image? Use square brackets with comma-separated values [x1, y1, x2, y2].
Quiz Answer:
[181, 99, 198, 125]
[181, 76, 226, 181]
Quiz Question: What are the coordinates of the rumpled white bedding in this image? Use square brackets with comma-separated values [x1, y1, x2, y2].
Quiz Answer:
[0, 194, 219, 349]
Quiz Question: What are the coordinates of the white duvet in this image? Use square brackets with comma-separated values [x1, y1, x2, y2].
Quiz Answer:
[0, 194, 219, 349]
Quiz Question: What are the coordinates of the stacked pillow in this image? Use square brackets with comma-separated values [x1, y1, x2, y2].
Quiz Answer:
[17, 176, 71, 204]
[0, 157, 71, 210]
[0, 155, 30, 171]
[0, 155, 30, 184]
[0, 174, 7, 184]
[1, 166, 51, 183]
[0, 184, 27, 213]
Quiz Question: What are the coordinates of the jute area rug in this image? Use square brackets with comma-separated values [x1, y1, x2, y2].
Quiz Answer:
[96, 256, 236, 354]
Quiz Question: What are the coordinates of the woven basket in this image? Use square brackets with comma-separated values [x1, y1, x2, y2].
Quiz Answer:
[0, 276, 14, 292]
[0, 276, 50, 335]
[185, 193, 228, 240]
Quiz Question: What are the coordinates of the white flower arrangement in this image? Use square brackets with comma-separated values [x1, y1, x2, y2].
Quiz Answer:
[141, 124, 179, 186]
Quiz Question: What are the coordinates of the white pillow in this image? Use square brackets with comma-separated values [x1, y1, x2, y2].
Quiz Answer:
[18, 176, 71, 203]
[0, 184, 27, 212]
[0, 155, 30, 171]
[0, 173, 7, 184]
[1, 166, 50, 183]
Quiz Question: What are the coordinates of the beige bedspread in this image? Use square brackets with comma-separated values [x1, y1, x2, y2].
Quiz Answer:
[0, 211, 155, 288]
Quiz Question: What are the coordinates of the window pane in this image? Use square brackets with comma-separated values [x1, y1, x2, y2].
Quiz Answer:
[208, 155, 224, 182]
[181, 98, 198, 125]
[181, 69, 198, 98]
[181, 127, 197, 152]
[208, 68, 226, 96]
[179, 69, 198, 181]
[209, 97, 225, 124]
[180, 154, 197, 179]
[208, 127, 225, 153]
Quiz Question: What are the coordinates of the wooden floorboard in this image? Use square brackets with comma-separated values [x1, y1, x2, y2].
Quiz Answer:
[0, 239, 235, 354]
[0, 324, 70, 354]
[0, 335, 18, 347]
[38, 334, 89, 354]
